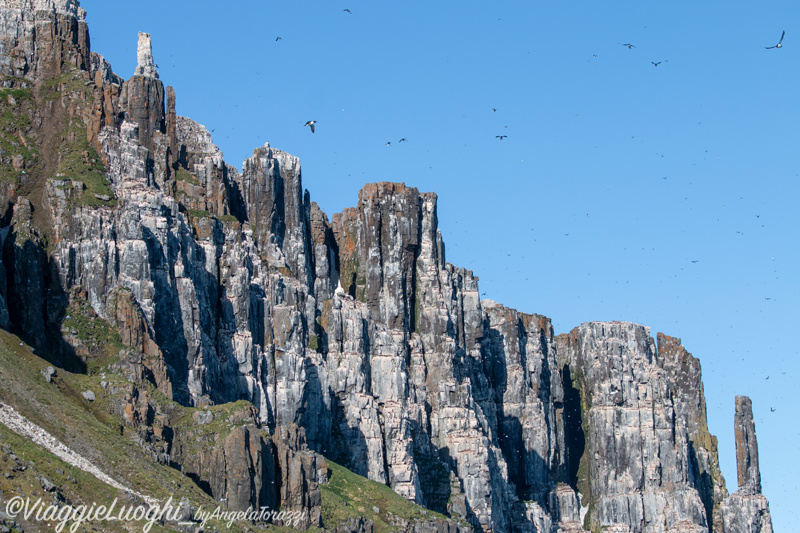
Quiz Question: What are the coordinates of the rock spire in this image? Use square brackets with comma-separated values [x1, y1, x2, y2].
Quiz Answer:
[134, 31, 158, 78]
[734, 395, 762, 494]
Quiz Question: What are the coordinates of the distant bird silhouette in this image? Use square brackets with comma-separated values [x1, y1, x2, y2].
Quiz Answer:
[276, 36, 282, 41]
[651, 61, 661, 67]
[399, 138, 407, 142]
[766, 376, 770, 380]
[386, 141, 391, 146]
[304, 120, 316, 133]
[492, 108, 497, 112]
[620, 43, 635, 49]
[691, 260, 699, 263]
[765, 31, 785, 49]
[343, 8, 352, 14]
[770, 407, 776, 412]
[496, 135, 507, 140]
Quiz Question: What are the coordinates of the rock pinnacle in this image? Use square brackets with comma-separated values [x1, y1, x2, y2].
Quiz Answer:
[135, 31, 159, 78]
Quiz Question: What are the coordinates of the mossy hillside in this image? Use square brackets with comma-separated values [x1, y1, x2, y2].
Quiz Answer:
[185, 209, 211, 219]
[174, 166, 200, 186]
[0, 424, 143, 533]
[55, 119, 114, 207]
[61, 292, 124, 367]
[41, 69, 94, 102]
[0, 333, 206, 507]
[320, 459, 465, 533]
[0, 425, 261, 533]
[308, 334, 319, 352]
[339, 255, 367, 303]
[168, 399, 267, 458]
[0, 331, 266, 532]
[0, 86, 40, 183]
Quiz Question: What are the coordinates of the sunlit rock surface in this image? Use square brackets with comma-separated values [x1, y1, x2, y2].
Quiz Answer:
[0, 2, 774, 532]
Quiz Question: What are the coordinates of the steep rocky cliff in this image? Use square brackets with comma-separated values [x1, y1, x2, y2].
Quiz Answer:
[0, 2, 773, 532]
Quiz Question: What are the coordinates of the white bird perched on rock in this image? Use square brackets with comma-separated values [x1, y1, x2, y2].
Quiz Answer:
[335, 281, 346, 298]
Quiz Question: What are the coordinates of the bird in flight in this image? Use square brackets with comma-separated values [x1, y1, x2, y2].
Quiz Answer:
[304, 120, 316, 133]
[620, 43, 635, 49]
[651, 61, 662, 67]
[492, 108, 497, 112]
[691, 260, 699, 263]
[399, 138, 407, 142]
[386, 141, 391, 146]
[496, 135, 507, 140]
[770, 407, 776, 412]
[343, 8, 352, 14]
[276, 36, 282, 41]
[765, 31, 785, 49]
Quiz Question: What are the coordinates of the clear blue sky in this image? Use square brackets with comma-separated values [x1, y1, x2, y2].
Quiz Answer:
[80, 1, 798, 528]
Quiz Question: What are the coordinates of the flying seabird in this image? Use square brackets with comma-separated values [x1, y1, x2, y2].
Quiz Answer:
[765, 31, 785, 49]
[343, 9, 352, 14]
[496, 135, 507, 140]
[276, 36, 282, 41]
[770, 407, 776, 412]
[651, 61, 661, 67]
[386, 141, 391, 146]
[620, 43, 635, 49]
[399, 138, 407, 142]
[304, 120, 316, 133]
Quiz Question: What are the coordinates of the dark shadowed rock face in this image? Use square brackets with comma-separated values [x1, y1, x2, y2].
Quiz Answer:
[0, 2, 775, 532]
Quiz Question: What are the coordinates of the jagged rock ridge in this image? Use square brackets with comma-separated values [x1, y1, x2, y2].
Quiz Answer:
[0, 2, 773, 532]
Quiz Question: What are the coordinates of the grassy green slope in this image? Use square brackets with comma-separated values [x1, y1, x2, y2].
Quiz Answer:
[0, 330, 249, 532]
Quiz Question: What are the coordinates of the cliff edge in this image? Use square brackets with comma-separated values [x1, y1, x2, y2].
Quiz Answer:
[0, 2, 773, 532]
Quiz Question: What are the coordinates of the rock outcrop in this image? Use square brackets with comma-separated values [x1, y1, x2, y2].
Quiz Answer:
[719, 397, 773, 533]
[0, 2, 774, 532]
[134, 32, 158, 79]
[733, 396, 761, 494]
